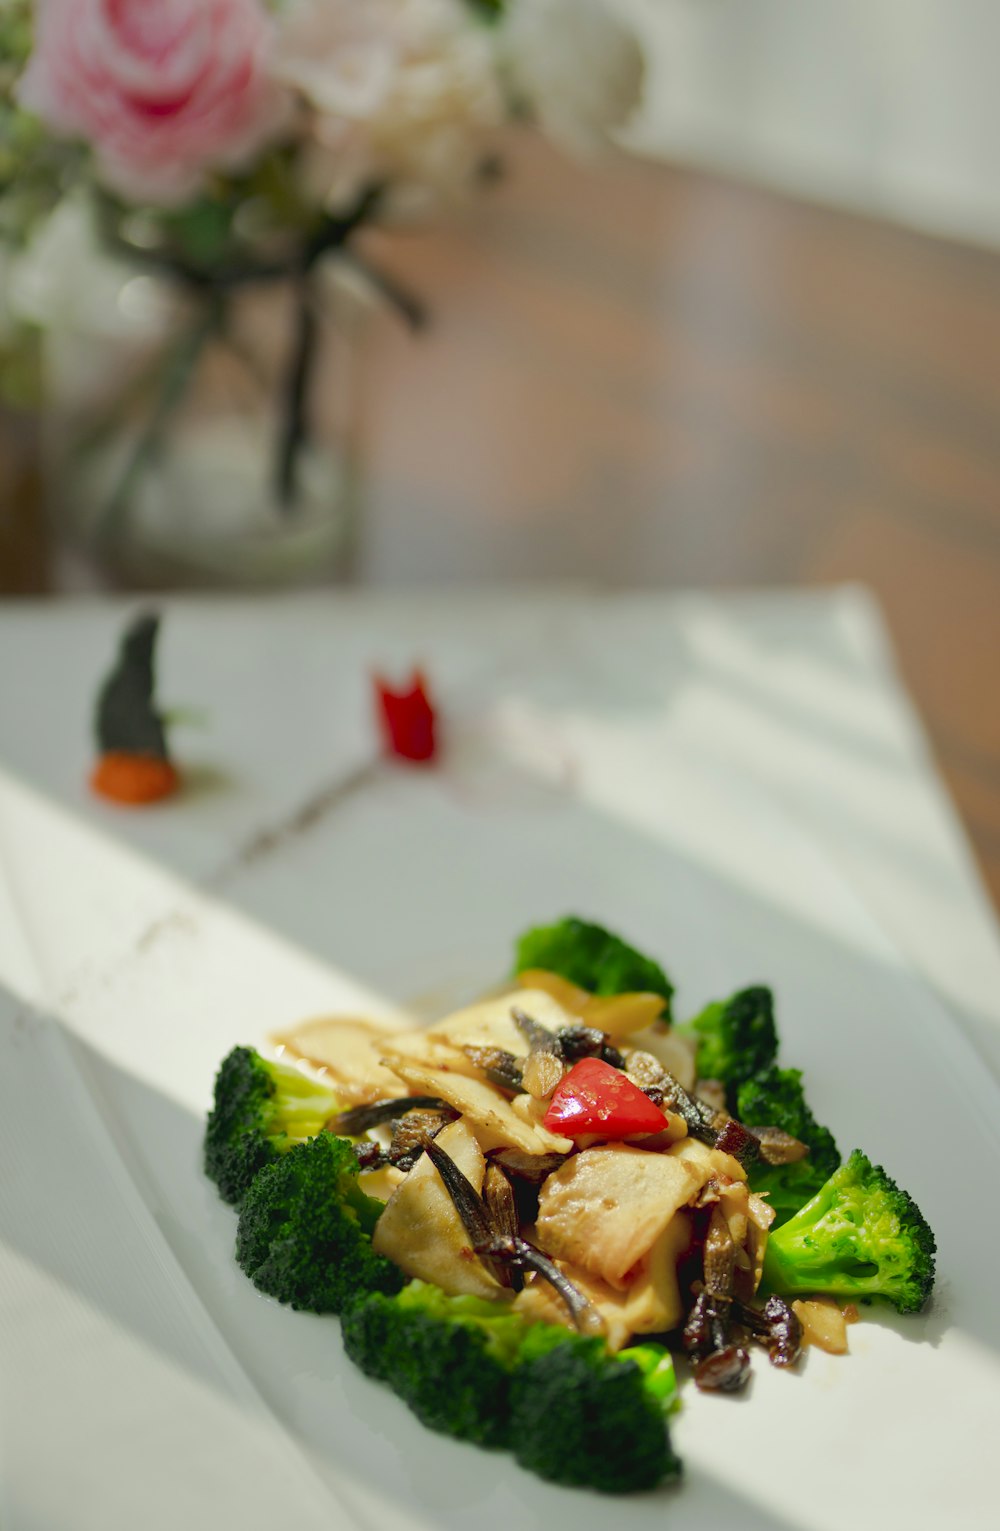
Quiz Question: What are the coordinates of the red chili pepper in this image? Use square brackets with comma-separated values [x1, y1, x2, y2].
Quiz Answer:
[543, 1057, 668, 1138]
[374, 669, 438, 763]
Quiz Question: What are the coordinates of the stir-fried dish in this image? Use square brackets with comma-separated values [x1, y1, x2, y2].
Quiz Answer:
[204, 917, 937, 1495]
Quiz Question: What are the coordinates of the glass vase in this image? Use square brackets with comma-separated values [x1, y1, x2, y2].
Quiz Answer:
[42, 259, 368, 590]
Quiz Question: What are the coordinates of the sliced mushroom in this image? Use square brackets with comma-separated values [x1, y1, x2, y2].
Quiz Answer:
[372, 1117, 504, 1299]
[356, 1163, 406, 1203]
[743, 1190, 776, 1299]
[271, 1016, 410, 1105]
[371, 1030, 485, 1078]
[424, 989, 573, 1057]
[379, 1051, 573, 1155]
[535, 1143, 709, 1289]
[521, 1050, 565, 1100]
[513, 1212, 691, 1352]
[668, 1136, 748, 1185]
[624, 1023, 698, 1090]
[516, 969, 669, 1041]
[793, 1298, 849, 1355]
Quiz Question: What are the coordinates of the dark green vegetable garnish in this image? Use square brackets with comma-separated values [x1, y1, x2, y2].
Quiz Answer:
[510, 1329, 682, 1493]
[675, 986, 778, 1104]
[204, 1044, 340, 1206]
[737, 1065, 841, 1224]
[343, 1283, 681, 1493]
[514, 917, 674, 1015]
[235, 1130, 404, 1313]
[95, 610, 170, 758]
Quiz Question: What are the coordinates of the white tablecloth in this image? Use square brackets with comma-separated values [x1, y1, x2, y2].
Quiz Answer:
[2, 585, 998, 1072]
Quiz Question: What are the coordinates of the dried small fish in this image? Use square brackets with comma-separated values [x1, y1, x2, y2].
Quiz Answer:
[512, 1007, 563, 1057]
[557, 1024, 626, 1070]
[694, 1345, 751, 1392]
[489, 1149, 570, 1184]
[421, 1133, 603, 1334]
[684, 1290, 751, 1393]
[658, 1074, 720, 1147]
[752, 1125, 810, 1166]
[713, 1118, 761, 1169]
[388, 1107, 455, 1171]
[483, 1164, 523, 1291]
[703, 1204, 738, 1296]
[741, 1295, 803, 1367]
[694, 1078, 728, 1116]
[330, 1095, 453, 1136]
[461, 1045, 525, 1093]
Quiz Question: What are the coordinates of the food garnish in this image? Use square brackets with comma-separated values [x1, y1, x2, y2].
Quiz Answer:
[204, 1044, 340, 1206]
[674, 984, 779, 1106]
[204, 916, 937, 1496]
[374, 668, 438, 763]
[91, 611, 180, 805]
[514, 916, 674, 1014]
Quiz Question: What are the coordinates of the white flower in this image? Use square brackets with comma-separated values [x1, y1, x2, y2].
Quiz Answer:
[500, 0, 645, 154]
[274, 0, 505, 208]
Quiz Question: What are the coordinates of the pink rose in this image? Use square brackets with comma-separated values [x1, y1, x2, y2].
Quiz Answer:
[20, 0, 290, 205]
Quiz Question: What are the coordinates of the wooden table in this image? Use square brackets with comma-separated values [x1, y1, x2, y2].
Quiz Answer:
[4, 135, 1000, 905]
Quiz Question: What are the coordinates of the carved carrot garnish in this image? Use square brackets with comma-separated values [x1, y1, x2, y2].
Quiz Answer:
[91, 611, 180, 806]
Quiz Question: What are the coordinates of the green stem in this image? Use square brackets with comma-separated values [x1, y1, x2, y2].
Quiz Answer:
[97, 298, 221, 545]
[275, 276, 318, 511]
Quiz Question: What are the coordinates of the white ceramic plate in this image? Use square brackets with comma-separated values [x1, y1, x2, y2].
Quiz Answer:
[4, 756, 996, 1531]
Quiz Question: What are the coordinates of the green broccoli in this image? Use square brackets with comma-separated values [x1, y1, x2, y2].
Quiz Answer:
[675, 986, 778, 1102]
[617, 1342, 681, 1415]
[342, 1281, 681, 1493]
[342, 1282, 524, 1447]
[514, 917, 674, 1014]
[737, 1065, 841, 1225]
[762, 1149, 936, 1315]
[204, 1045, 340, 1205]
[235, 1130, 404, 1313]
[510, 1329, 682, 1493]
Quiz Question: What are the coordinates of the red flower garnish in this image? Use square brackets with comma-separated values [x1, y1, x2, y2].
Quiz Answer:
[374, 669, 438, 763]
[543, 1057, 668, 1138]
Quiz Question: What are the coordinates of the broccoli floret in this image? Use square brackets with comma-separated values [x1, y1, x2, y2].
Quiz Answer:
[236, 1131, 404, 1313]
[515, 917, 674, 1014]
[737, 1065, 841, 1225]
[342, 1283, 523, 1447]
[762, 1149, 936, 1315]
[510, 1331, 682, 1494]
[343, 1281, 681, 1493]
[204, 1045, 340, 1205]
[618, 1342, 681, 1415]
[675, 986, 778, 1102]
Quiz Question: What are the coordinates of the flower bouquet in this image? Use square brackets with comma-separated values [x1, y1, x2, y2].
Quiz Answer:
[0, 0, 645, 587]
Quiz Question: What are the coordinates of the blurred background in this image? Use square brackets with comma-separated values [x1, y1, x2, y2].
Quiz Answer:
[629, 0, 1000, 248]
[1, 0, 998, 901]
